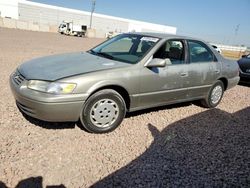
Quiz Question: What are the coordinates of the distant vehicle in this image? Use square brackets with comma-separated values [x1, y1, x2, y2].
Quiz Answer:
[10, 33, 240, 133]
[58, 21, 87, 37]
[237, 54, 250, 82]
[211, 45, 222, 53]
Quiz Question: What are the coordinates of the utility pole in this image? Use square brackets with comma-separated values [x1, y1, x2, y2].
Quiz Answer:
[89, 0, 96, 29]
[234, 24, 240, 45]
[234, 24, 240, 36]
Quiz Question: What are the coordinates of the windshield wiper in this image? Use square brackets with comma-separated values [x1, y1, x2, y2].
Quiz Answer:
[95, 52, 114, 60]
[88, 50, 114, 60]
[88, 49, 96, 54]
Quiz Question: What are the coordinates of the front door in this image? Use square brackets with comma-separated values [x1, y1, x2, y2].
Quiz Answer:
[138, 40, 189, 109]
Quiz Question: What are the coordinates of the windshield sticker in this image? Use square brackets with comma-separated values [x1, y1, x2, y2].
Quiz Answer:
[140, 37, 159, 43]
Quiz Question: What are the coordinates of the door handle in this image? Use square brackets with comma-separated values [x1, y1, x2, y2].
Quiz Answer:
[180, 72, 188, 77]
[215, 70, 220, 74]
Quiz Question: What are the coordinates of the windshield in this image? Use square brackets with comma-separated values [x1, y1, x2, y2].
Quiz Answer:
[88, 34, 159, 64]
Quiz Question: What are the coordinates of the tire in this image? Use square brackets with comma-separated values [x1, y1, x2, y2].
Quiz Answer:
[201, 80, 224, 108]
[80, 89, 126, 133]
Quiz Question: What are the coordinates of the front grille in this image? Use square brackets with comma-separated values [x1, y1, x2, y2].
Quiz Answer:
[12, 71, 26, 86]
[239, 67, 250, 74]
[244, 69, 250, 74]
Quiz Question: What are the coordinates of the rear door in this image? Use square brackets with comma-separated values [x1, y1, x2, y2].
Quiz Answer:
[186, 40, 221, 98]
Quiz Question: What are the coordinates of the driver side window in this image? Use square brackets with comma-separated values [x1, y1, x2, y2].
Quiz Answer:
[153, 40, 185, 65]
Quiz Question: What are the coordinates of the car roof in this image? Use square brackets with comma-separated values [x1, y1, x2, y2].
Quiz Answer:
[127, 32, 203, 42]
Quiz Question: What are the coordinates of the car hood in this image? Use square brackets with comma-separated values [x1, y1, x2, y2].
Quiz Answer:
[18, 52, 129, 81]
[238, 58, 250, 65]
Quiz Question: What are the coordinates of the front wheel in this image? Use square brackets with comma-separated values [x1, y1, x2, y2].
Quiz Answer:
[80, 89, 126, 133]
[201, 80, 224, 108]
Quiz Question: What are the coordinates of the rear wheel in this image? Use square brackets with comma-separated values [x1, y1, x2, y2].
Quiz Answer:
[80, 89, 126, 133]
[201, 80, 224, 108]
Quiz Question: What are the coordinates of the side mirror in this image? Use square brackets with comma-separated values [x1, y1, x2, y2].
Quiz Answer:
[146, 58, 166, 68]
[242, 55, 247, 58]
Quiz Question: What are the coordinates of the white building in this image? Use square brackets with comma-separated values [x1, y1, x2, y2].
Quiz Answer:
[0, 0, 177, 37]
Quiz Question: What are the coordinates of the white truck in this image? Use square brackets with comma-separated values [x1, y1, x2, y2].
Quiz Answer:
[58, 21, 87, 37]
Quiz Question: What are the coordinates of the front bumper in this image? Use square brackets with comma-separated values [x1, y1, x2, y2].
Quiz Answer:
[9, 73, 88, 122]
[239, 71, 250, 83]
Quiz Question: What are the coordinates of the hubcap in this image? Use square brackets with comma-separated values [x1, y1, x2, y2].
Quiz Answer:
[211, 85, 223, 104]
[90, 99, 119, 128]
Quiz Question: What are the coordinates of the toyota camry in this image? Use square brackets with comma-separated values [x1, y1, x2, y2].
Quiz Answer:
[10, 33, 240, 133]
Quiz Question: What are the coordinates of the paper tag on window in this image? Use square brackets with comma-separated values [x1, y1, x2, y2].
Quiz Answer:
[140, 37, 159, 43]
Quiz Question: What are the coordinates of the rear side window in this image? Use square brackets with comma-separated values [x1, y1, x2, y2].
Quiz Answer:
[188, 41, 215, 63]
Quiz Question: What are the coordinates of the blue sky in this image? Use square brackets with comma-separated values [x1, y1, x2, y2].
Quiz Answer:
[29, 0, 250, 47]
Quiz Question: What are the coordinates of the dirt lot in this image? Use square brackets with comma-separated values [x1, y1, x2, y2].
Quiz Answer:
[0, 27, 249, 187]
[222, 50, 247, 60]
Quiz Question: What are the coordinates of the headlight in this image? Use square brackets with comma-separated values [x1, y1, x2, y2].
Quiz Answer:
[27, 80, 76, 94]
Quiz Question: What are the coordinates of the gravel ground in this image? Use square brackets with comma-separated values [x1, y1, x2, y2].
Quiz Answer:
[0, 27, 249, 188]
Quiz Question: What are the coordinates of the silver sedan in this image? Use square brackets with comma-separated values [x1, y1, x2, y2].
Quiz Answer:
[10, 33, 240, 133]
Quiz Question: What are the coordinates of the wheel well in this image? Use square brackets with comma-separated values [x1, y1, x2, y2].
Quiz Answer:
[219, 77, 228, 90]
[90, 85, 130, 111]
